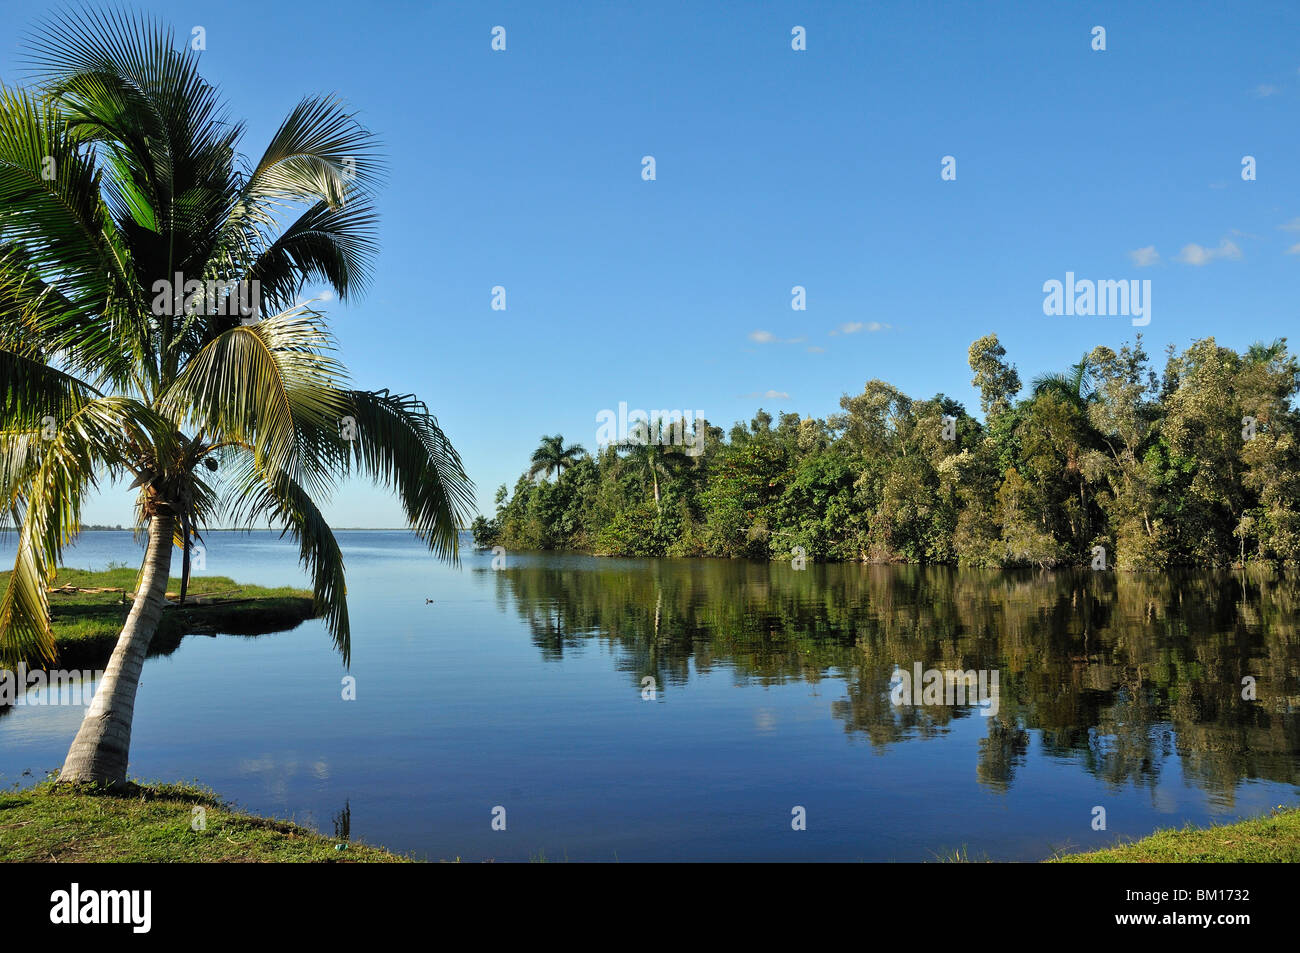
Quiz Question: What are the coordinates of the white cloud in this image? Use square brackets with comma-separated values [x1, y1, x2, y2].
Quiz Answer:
[1255, 83, 1280, 97]
[296, 288, 336, 307]
[1175, 239, 1243, 266]
[1286, 243, 1300, 255]
[1278, 217, 1300, 231]
[1176, 244, 1213, 266]
[806, 345, 825, 353]
[739, 389, 791, 400]
[748, 330, 804, 344]
[1129, 246, 1160, 267]
[829, 321, 890, 336]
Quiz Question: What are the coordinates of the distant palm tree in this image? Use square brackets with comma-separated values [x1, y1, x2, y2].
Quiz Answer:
[620, 440, 689, 510]
[528, 435, 585, 481]
[1245, 338, 1288, 365]
[1031, 354, 1095, 407]
[0, 10, 474, 786]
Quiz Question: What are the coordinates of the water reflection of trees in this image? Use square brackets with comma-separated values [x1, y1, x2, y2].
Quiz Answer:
[487, 560, 1300, 800]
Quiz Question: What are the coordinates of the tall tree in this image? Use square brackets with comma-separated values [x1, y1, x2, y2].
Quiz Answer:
[968, 334, 1022, 420]
[527, 434, 586, 481]
[0, 11, 474, 786]
[619, 438, 690, 510]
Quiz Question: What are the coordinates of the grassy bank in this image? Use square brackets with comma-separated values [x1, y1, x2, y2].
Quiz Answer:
[0, 567, 317, 669]
[1051, 807, 1300, 862]
[0, 782, 407, 862]
[4, 783, 1295, 863]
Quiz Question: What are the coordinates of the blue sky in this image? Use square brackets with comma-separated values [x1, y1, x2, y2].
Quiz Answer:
[2, 0, 1298, 527]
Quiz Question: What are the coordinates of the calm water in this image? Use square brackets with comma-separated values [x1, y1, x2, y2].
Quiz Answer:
[2, 530, 1298, 861]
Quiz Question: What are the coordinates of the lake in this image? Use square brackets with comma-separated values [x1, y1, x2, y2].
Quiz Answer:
[1, 530, 1297, 861]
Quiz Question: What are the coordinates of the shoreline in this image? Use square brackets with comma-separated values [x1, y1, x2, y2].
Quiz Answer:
[0, 568, 318, 670]
[2, 780, 1294, 863]
[1051, 807, 1300, 863]
[0, 781, 408, 863]
[471, 541, 1297, 573]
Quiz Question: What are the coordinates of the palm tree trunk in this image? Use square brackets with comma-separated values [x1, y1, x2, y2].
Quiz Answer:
[58, 513, 175, 787]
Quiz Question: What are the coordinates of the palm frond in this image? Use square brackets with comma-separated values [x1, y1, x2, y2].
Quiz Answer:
[160, 307, 350, 496]
[205, 94, 380, 314]
[0, 395, 175, 664]
[26, 8, 250, 385]
[342, 389, 474, 561]
[0, 85, 147, 387]
[0, 348, 100, 429]
[223, 450, 351, 662]
[244, 198, 378, 314]
[27, 6, 242, 243]
[241, 94, 381, 205]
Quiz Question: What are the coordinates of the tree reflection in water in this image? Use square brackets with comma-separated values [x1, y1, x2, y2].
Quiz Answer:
[486, 558, 1300, 804]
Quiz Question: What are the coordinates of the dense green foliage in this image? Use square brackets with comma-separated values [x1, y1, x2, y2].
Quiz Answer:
[475, 335, 1300, 569]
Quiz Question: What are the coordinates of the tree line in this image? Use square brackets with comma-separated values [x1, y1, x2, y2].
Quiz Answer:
[473, 334, 1300, 570]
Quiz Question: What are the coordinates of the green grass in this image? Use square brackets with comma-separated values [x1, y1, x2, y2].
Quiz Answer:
[0, 567, 317, 668]
[0, 781, 408, 862]
[1050, 806, 1300, 862]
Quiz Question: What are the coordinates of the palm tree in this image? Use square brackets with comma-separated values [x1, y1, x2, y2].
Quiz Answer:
[624, 441, 665, 508]
[1031, 354, 1095, 407]
[619, 440, 691, 510]
[0, 11, 474, 786]
[1245, 338, 1287, 365]
[527, 434, 585, 481]
[1027, 353, 1105, 544]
